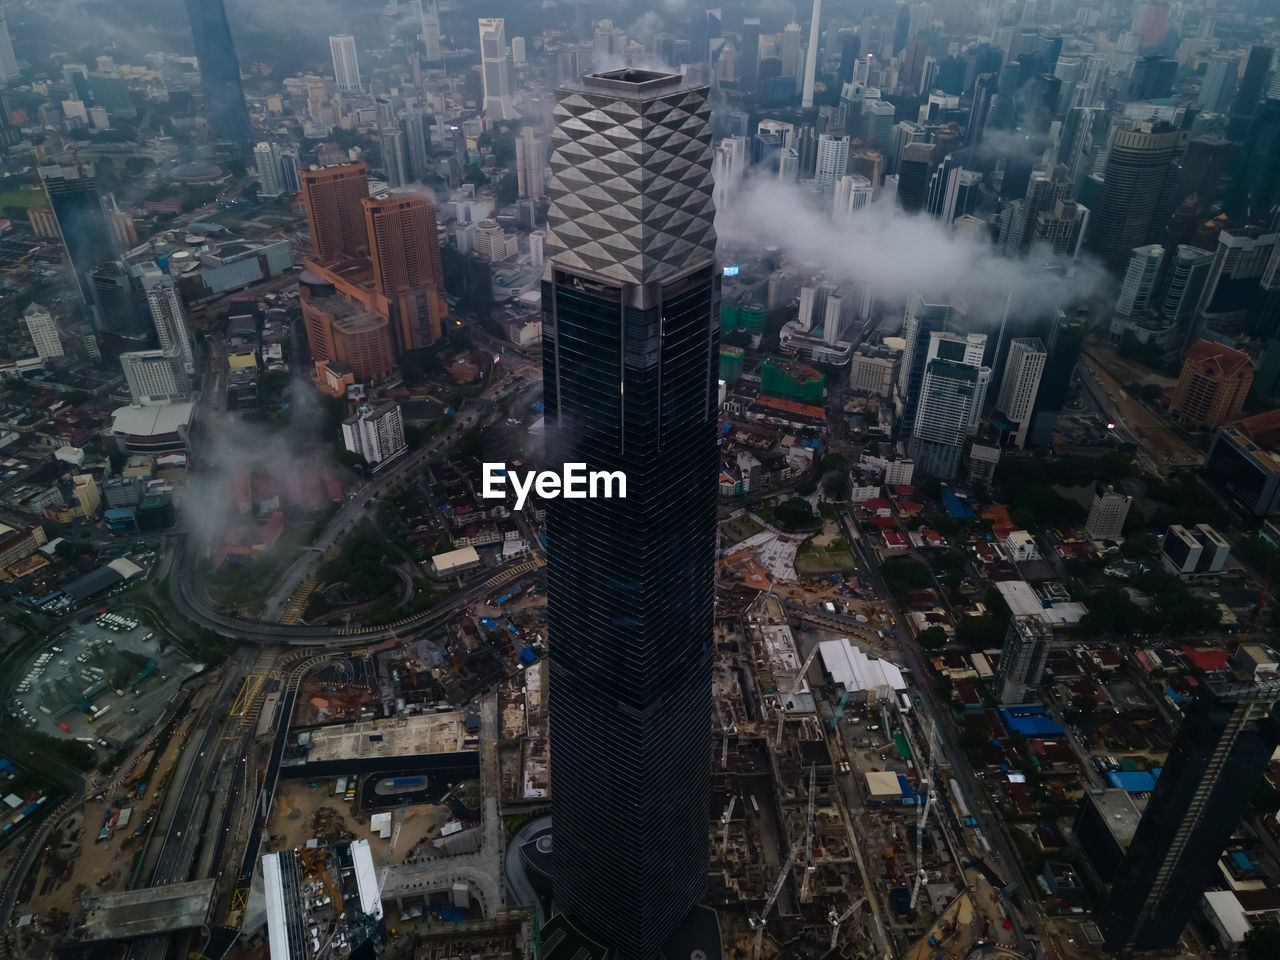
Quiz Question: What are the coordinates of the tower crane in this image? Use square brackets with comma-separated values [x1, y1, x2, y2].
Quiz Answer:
[800, 763, 817, 903]
[828, 898, 865, 950]
[721, 795, 737, 853]
[909, 779, 937, 910]
[750, 840, 799, 960]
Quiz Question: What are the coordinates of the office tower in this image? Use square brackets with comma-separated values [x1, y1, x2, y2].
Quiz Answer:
[1225, 97, 1280, 221]
[1058, 106, 1110, 189]
[1168, 340, 1254, 429]
[515, 127, 546, 200]
[478, 18, 518, 120]
[1027, 311, 1084, 446]
[1017, 165, 1072, 251]
[401, 111, 430, 183]
[1115, 244, 1165, 317]
[23, 304, 62, 362]
[529, 230, 545, 268]
[908, 332, 989, 480]
[0, 9, 18, 81]
[254, 142, 285, 197]
[119, 350, 190, 404]
[1085, 485, 1133, 540]
[363, 193, 447, 351]
[1128, 56, 1175, 101]
[38, 163, 115, 310]
[926, 154, 964, 225]
[139, 266, 195, 373]
[1082, 121, 1183, 271]
[777, 148, 799, 183]
[996, 338, 1046, 449]
[301, 163, 370, 263]
[834, 175, 872, 220]
[1032, 200, 1088, 258]
[1094, 678, 1280, 950]
[381, 129, 407, 188]
[420, 0, 441, 63]
[511, 36, 526, 67]
[989, 60, 1022, 131]
[1195, 228, 1277, 336]
[739, 18, 760, 92]
[780, 23, 802, 79]
[1198, 55, 1235, 114]
[795, 124, 818, 179]
[1227, 45, 1274, 141]
[994, 615, 1053, 704]
[757, 119, 794, 150]
[897, 142, 937, 214]
[91, 261, 141, 338]
[864, 99, 895, 150]
[895, 294, 950, 423]
[473, 218, 518, 262]
[184, 0, 252, 144]
[1161, 245, 1213, 323]
[541, 69, 718, 959]
[329, 35, 361, 91]
[300, 276, 396, 383]
[711, 136, 747, 207]
[815, 133, 850, 186]
[802, 0, 821, 109]
[342, 402, 406, 466]
[839, 34, 860, 85]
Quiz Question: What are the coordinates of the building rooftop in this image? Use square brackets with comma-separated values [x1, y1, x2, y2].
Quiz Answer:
[1090, 788, 1144, 844]
[110, 402, 193, 437]
[1184, 339, 1254, 377]
[300, 713, 472, 764]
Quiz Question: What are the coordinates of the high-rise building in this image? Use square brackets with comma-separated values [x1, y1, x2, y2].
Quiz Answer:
[1085, 485, 1133, 540]
[864, 100, 895, 150]
[1018, 165, 1072, 251]
[511, 36, 526, 67]
[926, 154, 964, 225]
[815, 132, 850, 186]
[1083, 121, 1183, 271]
[897, 141, 938, 214]
[0, 9, 18, 81]
[329, 35, 361, 91]
[1028, 310, 1085, 446]
[401, 111, 430, 183]
[119, 350, 191, 404]
[1161, 245, 1214, 322]
[1093, 677, 1280, 950]
[1032, 200, 1089, 258]
[420, 0, 442, 63]
[515, 127, 546, 200]
[1115, 243, 1165, 317]
[781, 23, 802, 79]
[739, 17, 760, 92]
[301, 162, 370, 264]
[381, 128, 407, 188]
[1195, 227, 1277, 334]
[91, 261, 141, 338]
[341, 402, 406, 467]
[996, 338, 1046, 449]
[895, 294, 952, 424]
[1224, 97, 1280, 222]
[362, 193, 447, 351]
[254, 142, 285, 197]
[994, 615, 1053, 704]
[833, 174, 873, 220]
[1198, 55, 1236, 114]
[711, 135, 747, 206]
[183, 0, 252, 144]
[478, 18, 518, 120]
[541, 69, 718, 959]
[472, 217, 518, 263]
[801, 0, 822, 109]
[23, 304, 62, 362]
[299, 277, 396, 384]
[1168, 339, 1254, 429]
[138, 265, 195, 373]
[1226, 45, 1274, 141]
[908, 331, 989, 480]
[38, 163, 115, 311]
[1203, 426, 1280, 518]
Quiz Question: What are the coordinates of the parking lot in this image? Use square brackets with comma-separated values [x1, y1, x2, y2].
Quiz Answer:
[6, 610, 201, 747]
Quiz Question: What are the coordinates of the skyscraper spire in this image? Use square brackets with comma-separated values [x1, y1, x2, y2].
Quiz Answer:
[802, 0, 822, 109]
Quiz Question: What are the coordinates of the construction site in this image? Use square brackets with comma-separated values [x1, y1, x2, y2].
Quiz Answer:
[709, 591, 1008, 960]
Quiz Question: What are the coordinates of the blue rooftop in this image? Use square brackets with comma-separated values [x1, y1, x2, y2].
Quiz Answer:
[1107, 770, 1159, 792]
[940, 487, 976, 519]
[1000, 707, 1064, 737]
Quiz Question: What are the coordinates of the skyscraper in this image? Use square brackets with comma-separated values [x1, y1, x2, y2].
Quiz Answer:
[908, 331, 989, 479]
[739, 18, 761, 92]
[120, 350, 191, 404]
[1115, 243, 1165, 317]
[1027, 310, 1085, 446]
[478, 18, 518, 120]
[362, 193, 447, 351]
[781, 23, 802, 79]
[1094, 676, 1280, 950]
[401, 111, 431, 182]
[329, 35, 361, 92]
[1082, 121, 1183, 271]
[419, 0, 442, 63]
[91, 261, 142, 339]
[1168, 339, 1255, 429]
[254, 142, 285, 197]
[23, 304, 62, 363]
[381, 128, 407, 188]
[1226, 45, 1274, 141]
[995, 338, 1046, 449]
[0, 8, 19, 81]
[897, 141, 939, 214]
[542, 69, 718, 959]
[801, 0, 822, 109]
[138, 265, 195, 374]
[184, 0, 252, 144]
[994, 615, 1053, 704]
[38, 163, 115, 311]
[301, 162, 371, 264]
[515, 127, 546, 200]
[815, 132, 850, 185]
[1085, 485, 1132, 540]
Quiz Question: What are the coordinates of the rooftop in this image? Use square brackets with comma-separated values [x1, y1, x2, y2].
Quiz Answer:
[300, 712, 473, 764]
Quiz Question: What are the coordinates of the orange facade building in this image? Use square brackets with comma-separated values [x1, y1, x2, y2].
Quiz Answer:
[300, 272, 395, 383]
[362, 193, 448, 350]
[1168, 339, 1255, 429]
[301, 162, 370, 263]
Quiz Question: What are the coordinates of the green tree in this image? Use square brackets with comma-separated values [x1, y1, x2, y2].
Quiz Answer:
[774, 498, 818, 531]
[1121, 532, 1159, 558]
[916, 626, 948, 650]
[1243, 925, 1280, 960]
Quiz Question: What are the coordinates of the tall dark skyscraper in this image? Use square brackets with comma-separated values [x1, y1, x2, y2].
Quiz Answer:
[1227, 44, 1274, 141]
[184, 0, 252, 145]
[542, 69, 719, 959]
[1082, 120, 1183, 271]
[1094, 676, 1280, 950]
[39, 163, 116, 316]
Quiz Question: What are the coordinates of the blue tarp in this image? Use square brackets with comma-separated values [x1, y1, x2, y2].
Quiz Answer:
[520, 647, 536, 664]
[1107, 770, 1158, 792]
[940, 487, 976, 519]
[999, 707, 1064, 737]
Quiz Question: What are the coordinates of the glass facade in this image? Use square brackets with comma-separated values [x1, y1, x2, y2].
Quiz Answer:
[185, 0, 252, 144]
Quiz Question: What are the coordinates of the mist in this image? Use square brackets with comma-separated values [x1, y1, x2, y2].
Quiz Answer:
[715, 179, 1113, 322]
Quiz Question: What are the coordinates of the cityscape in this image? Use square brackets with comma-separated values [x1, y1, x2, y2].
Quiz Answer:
[0, 1, 1279, 960]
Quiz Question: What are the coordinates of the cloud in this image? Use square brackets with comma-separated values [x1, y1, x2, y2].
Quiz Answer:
[715, 179, 1111, 323]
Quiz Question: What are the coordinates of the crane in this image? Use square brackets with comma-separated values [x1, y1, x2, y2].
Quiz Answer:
[751, 840, 799, 960]
[721, 795, 737, 853]
[828, 898, 865, 950]
[909, 780, 936, 910]
[778, 644, 823, 746]
[800, 764, 817, 903]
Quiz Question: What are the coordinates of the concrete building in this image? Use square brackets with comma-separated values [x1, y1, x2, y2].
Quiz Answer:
[299, 287, 396, 384]
[1162, 523, 1231, 577]
[815, 133, 850, 186]
[1085, 485, 1132, 540]
[73, 474, 101, 519]
[362, 192, 448, 350]
[478, 18, 518, 119]
[138, 265, 195, 374]
[254, 141, 286, 197]
[474, 218, 518, 263]
[994, 614, 1053, 704]
[833, 174, 873, 220]
[1168, 339, 1255, 429]
[23, 303, 62, 362]
[908, 332, 989, 480]
[515, 127, 546, 200]
[850, 344, 899, 397]
[342, 402, 406, 468]
[995, 337, 1046, 449]
[1203, 426, 1280, 517]
[301, 163, 371, 264]
[1115, 243, 1165, 317]
[120, 350, 190, 404]
[329, 34, 361, 91]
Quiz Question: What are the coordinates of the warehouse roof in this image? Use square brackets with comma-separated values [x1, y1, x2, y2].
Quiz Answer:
[819, 639, 906, 694]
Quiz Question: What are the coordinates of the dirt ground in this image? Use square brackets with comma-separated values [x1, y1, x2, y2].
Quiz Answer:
[267, 779, 449, 866]
[1088, 341, 1178, 389]
[1079, 351, 1202, 467]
